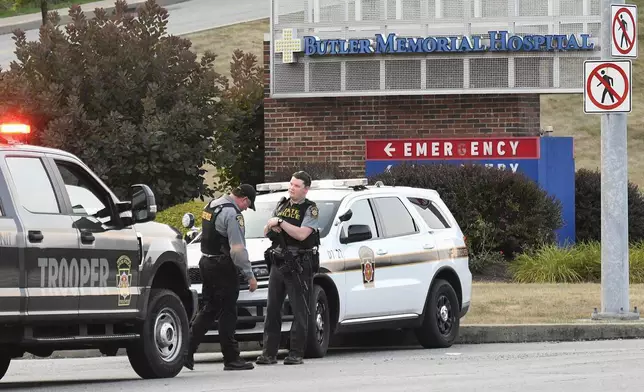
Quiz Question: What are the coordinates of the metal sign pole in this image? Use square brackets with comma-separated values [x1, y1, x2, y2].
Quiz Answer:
[592, 0, 639, 320]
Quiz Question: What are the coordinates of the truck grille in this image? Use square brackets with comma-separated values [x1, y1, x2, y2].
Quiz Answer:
[188, 262, 270, 287]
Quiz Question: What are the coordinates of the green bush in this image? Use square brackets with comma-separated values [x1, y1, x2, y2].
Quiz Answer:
[369, 163, 563, 263]
[575, 168, 644, 243]
[4, 0, 227, 210]
[155, 200, 205, 234]
[510, 241, 644, 283]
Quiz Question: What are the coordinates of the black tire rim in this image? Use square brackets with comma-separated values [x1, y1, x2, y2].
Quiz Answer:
[435, 294, 454, 336]
[315, 299, 326, 345]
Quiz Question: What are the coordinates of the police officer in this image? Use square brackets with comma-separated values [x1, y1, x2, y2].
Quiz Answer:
[183, 184, 258, 371]
[256, 171, 319, 366]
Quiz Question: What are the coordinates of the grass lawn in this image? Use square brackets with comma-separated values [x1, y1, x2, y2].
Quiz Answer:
[181, 18, 268, 82]
[462, 282, 644, 324]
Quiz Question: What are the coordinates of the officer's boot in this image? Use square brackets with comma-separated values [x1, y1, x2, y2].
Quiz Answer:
[256, 354, 277, 365]
[224, 357, 255, 371]
[283, 354, 303, 365]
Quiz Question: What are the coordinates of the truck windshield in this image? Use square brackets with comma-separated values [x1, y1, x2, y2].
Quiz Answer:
[242, 200, 340, 239]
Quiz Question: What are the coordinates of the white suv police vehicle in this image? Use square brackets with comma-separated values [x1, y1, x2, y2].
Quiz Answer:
[183, 178, 471, 357]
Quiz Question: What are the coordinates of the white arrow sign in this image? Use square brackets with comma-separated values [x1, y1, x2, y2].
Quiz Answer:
[384, 143, 396, 157]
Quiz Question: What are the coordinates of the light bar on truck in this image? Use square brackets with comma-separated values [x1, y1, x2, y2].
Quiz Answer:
[309, 178, 368, 189]
[256, 178, 368, 192]
[0, 123, 30, 134]
[256, 181, 291, 192]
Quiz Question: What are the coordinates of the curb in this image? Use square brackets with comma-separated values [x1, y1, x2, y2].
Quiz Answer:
[331, 322, 644, 347]
[0, 0, 190, 36]
[17, 322, 644, 360]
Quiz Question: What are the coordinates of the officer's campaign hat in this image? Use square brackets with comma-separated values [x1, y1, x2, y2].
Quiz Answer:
[237, 184, 256, 211]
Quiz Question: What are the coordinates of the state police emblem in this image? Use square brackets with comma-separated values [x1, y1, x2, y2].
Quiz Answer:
[358, 246, 375, 286]
[116, 255, 132, 306]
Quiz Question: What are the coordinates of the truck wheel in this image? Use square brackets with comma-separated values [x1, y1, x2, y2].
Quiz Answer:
[127, 289, 189, 379]
[0, 354, 10, 381]
[414, 279, 460, 349]
[304, 284, 330, 358]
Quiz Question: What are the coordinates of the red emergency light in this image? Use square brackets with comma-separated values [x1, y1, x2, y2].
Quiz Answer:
[0, 123, 30, 134]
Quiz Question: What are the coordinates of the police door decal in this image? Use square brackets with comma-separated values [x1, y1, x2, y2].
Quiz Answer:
[359, 246, 375, 287]
[116, 255, 132, 307]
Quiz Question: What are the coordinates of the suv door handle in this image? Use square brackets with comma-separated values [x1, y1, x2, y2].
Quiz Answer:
[376, 249, 388, 255]
[423, 243, 435, 249]
[80, 231, 95, 244]
[28, 230, 43, 242]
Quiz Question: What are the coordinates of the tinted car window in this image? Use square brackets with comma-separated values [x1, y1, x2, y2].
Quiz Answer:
[6, 157, 59, 214]
[341, 198, 379, 239]
[56, 161, 108, 216]
[372, 196, 418, 237]
[242, 200, 340, 238]
[408, 197, 451, 229]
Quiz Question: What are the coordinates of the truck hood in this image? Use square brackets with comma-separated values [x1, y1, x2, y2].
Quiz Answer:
[134, 220, 183, 239]
[186, 237, 273, 268]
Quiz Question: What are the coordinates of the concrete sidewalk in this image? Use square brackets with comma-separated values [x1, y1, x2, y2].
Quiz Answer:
[19, 321, 644, 360]
[0, 0, 189, 35]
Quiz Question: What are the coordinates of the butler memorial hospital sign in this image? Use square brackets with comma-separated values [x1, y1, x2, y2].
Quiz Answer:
[265, 0, 604, 245]
[281, 30, 594, 60]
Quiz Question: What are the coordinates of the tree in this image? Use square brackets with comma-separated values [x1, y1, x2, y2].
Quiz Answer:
[5, 0, 228, 210]
[211, 49, 265, 190]
[40, 0, 47, 25]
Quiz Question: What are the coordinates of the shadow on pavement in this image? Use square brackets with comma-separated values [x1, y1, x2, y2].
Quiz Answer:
[0, 378, 136, 389]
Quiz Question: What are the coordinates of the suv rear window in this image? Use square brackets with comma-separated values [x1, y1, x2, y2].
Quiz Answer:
[408, 197, 451, 229]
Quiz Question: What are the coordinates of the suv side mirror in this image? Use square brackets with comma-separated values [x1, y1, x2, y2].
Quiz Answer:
[131, 184, 157, 223]
[340, 224, 372, 244]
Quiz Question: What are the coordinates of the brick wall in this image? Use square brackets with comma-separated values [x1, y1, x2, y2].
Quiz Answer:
[262, 40, 541, 181]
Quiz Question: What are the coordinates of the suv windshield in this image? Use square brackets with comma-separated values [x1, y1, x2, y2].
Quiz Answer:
[242, 200, 340, 239]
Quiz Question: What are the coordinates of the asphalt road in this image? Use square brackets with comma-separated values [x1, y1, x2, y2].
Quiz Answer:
[2, 339, 644, 391]
[0, 0, 271, 69]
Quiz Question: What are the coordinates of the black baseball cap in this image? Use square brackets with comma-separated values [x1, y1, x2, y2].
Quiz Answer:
[237, 184, 256, 210]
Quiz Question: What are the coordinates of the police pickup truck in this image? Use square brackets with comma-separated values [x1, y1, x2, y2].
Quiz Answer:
[0, 124, 197, 381]
[182, 177, 471, 358]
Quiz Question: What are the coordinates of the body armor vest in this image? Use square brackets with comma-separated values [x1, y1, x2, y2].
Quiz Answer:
[201, 201, 239, 256]
[275, 198, 317, 249]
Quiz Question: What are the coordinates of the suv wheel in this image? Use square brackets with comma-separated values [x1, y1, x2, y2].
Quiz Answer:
[414, 279, 460, 348]
[127, 289, 189, 379]
[304, 284, 330, 358]
[0, 353, 10, 381]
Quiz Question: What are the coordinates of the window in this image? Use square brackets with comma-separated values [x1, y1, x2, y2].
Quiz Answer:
[372, 196, 418, 237]
[408, 197, 451, 229]
[341, 198, 379, 240]
[6, 157, 59, 214]
[54, 160, 113, 223]
[242, 200, 341, 239]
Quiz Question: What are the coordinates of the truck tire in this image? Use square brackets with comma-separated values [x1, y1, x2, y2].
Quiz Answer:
[0, 354, 10, 381]
[414, 279, 460, 349]
[127, 289, 190, 379]
[304, 284, 330, 358]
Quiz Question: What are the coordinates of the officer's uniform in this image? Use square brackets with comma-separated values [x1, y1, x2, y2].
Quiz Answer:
[258, 197, 319, 364]
[185, 194, 255, 371]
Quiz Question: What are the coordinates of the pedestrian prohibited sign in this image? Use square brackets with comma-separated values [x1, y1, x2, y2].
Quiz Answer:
[611, 4, 638, 58]
[584, 60, 631, 114]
